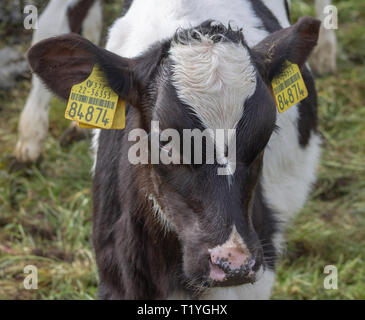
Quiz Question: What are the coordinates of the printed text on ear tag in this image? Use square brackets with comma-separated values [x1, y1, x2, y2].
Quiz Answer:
[65, 64, 119, 129]
[272, 61, 308, 113]
[78, 99, 126, 130]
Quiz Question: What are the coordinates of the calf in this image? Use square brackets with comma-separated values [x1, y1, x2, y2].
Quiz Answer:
[15, 0, 102, 163]
[14, 0, 336, 164]
[27, 0, 321, 299]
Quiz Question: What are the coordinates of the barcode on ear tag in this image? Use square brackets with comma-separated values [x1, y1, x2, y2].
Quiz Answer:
[65, 64, 119, 129]
[78, 99, 126, 130]
[272, 61, 308, 113]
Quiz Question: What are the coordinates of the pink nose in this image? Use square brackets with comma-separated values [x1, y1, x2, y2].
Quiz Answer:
[209, 247, 253, 282]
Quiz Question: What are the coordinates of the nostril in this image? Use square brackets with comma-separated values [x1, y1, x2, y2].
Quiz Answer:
[210, 253, 217, 264]
[245, 258, 257, 276]
[247, 258, 256, 269]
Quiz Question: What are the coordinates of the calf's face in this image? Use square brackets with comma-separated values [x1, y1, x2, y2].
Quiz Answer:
[27, 18, 320, 291]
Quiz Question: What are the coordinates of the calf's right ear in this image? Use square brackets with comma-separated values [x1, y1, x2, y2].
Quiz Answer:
[27, 33, 155, 106]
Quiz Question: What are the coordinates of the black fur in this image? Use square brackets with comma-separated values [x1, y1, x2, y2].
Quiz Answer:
[67, 0, 96, 35]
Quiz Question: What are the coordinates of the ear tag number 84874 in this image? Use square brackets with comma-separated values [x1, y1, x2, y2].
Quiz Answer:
[65, 65, 119, 129]
[272, 61, 308, 113]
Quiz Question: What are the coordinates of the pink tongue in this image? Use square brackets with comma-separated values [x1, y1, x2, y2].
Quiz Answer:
[209, 263, 226, 282]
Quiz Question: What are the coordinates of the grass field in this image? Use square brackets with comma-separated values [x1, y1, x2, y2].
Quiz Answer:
[0, 0, 364, 300]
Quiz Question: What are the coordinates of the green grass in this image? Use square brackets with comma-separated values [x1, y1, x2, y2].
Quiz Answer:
[0, 0, 364, 300]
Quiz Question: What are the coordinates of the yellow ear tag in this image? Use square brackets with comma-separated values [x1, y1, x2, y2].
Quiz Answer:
[271, 61, 308, 113]
[65, 64, 120, 129]
[78, 99, 126, 129]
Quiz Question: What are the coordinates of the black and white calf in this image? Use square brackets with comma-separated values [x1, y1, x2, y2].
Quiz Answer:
[28, 0, 322, 299]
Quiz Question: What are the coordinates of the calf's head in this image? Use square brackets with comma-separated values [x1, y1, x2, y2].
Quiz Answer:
[28, 17, 320, 291]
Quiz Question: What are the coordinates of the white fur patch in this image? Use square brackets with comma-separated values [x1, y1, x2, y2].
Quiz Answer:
[263, 124, 322, 254]
[81, 0, 103, 45]
[201, 268, 275, 300]
[148, 194, 175, 234]
[170, 37, 256, 131]
[167, 268, 275, 300]
[91, 129, 101, 174]
[261, 0, 291, 28]
[263, 130, 322, 223]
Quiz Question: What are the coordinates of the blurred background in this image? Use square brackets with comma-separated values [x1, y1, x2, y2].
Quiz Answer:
[0, 0, 364, 299]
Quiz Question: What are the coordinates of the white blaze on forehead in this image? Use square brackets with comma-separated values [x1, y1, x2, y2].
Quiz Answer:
[170, 35, 257, 131]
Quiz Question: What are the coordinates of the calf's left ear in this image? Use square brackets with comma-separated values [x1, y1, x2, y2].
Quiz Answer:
[27, 33, 158, 106]
[252, 17, 321, 83]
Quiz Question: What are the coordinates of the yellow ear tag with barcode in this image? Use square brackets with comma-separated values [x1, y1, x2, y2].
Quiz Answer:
[272, 61, 308, 113]
[65, 64, 122, 129]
